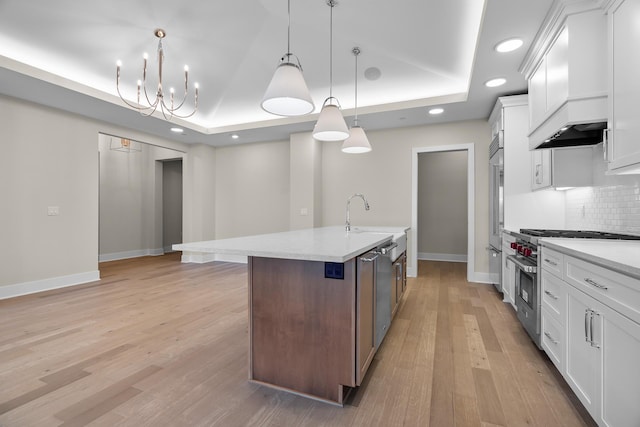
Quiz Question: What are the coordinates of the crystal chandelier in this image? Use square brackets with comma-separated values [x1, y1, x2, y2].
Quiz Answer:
[116, 29, 199, 120]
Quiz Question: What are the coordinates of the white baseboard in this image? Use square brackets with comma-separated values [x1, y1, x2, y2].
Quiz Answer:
[418, 252, 468, 263]
[99, 248, 164, 262]
[471, 272, 496, 284]
[180, 252, 248, 264]
[0, 270, 101, 300]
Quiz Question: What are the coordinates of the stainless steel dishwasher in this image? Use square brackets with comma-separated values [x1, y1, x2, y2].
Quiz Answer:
[374, 241, 397, 349]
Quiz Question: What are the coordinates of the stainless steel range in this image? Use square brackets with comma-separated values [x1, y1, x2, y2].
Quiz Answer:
[508, 229, 640, 348]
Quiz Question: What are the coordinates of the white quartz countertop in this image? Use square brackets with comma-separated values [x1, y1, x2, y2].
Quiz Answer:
[540, 238, 640, 279]
[173, 226, 410, 263]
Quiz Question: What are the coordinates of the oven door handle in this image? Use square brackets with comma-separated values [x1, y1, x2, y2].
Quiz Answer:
[506, 255, 537, 274]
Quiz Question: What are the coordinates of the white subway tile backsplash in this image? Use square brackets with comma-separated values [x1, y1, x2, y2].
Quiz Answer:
[566, 185, 640, 234]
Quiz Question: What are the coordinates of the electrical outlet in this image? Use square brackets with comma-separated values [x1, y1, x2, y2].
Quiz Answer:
[47, 206, 60, 216]
[300, 208, 308, 216]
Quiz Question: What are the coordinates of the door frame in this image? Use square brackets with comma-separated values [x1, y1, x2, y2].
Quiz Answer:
[411, 144, 475, 281]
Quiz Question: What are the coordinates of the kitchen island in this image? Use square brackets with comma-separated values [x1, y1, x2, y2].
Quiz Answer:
[173, 226, 408, 405]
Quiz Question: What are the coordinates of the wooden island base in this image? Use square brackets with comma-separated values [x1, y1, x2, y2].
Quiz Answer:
[248, 255, 375, 405]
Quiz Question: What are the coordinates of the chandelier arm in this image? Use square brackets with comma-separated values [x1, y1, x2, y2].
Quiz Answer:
[116, 28, 198, 121]
[163, 87, 189, 112]
[116, 79, 160, 115]
[159, 100, 172, 121]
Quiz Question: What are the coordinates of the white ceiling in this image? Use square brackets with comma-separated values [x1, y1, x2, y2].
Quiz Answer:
[0, 0, 553, 146]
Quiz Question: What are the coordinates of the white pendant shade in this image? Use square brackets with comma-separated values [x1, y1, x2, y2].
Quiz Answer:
[313, 104, 350, 141]
[341, 126, 372, 153]
[261, 62, 314, 116]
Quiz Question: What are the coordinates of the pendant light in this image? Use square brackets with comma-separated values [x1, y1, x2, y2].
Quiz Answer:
[261, 0, 314, 116]
[313, 0, 350, 142]
[342, 47, 372, 153]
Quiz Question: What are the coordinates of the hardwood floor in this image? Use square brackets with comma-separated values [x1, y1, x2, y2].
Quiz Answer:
[0, 255, 596, 426]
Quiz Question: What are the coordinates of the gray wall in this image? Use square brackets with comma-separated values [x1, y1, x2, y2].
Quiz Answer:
[417, 151, 468, 260]
[0, 94, 215, 296]
[162, 159, 183, 252]
[1, 92, 494, 294]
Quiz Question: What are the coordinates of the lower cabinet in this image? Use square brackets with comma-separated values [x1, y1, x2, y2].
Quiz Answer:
[391, 252, 407, 317]
[540, 247, 640, 427]
[502, 248, 516, 308]
[566, 283, 640, 426]
[565, 284, 601, 418]
[356, 253, 376, 386]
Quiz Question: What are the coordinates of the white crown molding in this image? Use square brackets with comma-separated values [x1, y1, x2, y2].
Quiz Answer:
[0, 271, 100, 300]
[520, 0, 606, 79]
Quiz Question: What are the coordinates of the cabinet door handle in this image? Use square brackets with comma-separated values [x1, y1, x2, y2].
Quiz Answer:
[544, 290, 558, 300]
[585, 309, 591, 343]
[544, 331, 558, 345]
[585, 278, 608, 290]
[544, 258, 558, 267]
[603, 128, 609, 162]
[590, 311, 601, 349]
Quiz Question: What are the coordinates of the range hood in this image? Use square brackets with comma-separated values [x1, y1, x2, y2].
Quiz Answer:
[535, 121, 607, 149]
[522, 6, 608, 150]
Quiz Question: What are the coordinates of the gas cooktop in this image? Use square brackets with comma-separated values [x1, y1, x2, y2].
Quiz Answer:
[519, 229, 640, 240]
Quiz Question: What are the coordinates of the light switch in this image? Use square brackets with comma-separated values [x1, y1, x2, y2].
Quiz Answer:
[47, 206, 60, 216]
[300, 208, 308, 216]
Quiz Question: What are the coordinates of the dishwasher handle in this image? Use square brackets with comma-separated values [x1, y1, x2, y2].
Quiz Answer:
[377, 241, 398, 256]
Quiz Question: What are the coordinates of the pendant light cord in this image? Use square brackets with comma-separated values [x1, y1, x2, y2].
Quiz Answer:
[354, 47, 359, 126]
[287, 0, 291, 56]
[329, 0, 334, 99]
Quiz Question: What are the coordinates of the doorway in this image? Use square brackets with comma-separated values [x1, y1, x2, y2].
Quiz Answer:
[411, 144, 475, 281]
[162, 159, 183, 252]
[97, 133, 185, 262]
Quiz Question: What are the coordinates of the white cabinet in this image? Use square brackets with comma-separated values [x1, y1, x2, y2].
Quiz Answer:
[565, 283, 601, 418]
[531, 146, 593, 191]
[501, 233, 516, 308]
[540, 246, 640, 427]
[541, 249, 566, 373]
[606, 0, 640, 174]
[565, 282, 640, 427]
[531, 149, 552, 190]
[523, 7, 607, 149]
[529, 27, 569, 129]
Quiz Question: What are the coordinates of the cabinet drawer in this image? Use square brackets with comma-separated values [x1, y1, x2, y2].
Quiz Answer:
[565, 255, 640, 325]
[541, 247, 563, 278]
[541, 307, 564, 372]
[541, 270, 565, 323]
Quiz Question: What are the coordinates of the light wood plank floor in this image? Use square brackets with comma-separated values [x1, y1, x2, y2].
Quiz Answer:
[0, 255, 596, 426]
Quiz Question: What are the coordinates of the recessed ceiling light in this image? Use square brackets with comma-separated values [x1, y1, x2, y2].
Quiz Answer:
[485, 78, 507, 88]
[428, 108, 444, 115]
[495, 38, 524, 53]
[231, 134, 239, 140]
[170, 127, 184, 133]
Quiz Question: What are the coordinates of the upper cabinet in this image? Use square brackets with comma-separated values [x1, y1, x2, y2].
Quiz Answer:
[522, 3, 608, 150]
[529, 28, 569, 130]
[531, 146, 593, 191]
[606, 0, 640, 174]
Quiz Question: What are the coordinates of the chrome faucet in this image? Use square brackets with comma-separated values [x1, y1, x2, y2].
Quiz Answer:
[345, 193, 370, 232]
